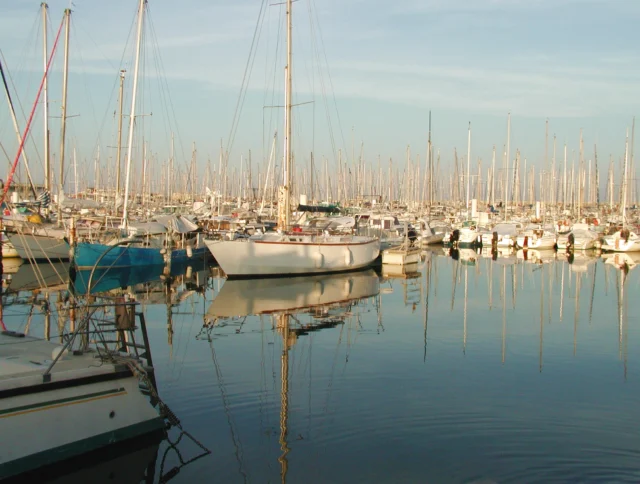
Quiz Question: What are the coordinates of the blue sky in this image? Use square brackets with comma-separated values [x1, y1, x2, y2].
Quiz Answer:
[0, 0, 638, 191]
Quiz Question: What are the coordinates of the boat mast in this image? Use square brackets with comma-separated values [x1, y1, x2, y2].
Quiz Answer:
[278, 0, 293, 230]
[42, 2, 50, 194]
[466, 122, 471, 219]
[427, 111, 432, 219]
[58, 8, 71, 222]
[121, 0, 145, 227]
[115, 69, 125, 204]
[622, 129, 629, 228]
[1, 60, 37, 198]
[505, 112, 511, 221]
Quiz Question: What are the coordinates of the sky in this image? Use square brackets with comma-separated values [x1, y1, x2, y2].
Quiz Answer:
[0, 0, 638, 193]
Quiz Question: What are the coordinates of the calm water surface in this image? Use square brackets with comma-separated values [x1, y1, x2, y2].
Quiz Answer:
[4, 249, 640, 483]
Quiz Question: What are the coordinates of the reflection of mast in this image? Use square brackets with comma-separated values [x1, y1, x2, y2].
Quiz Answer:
[450, 258, 459, 311]
[573, 273, 581, 356]
[423, 257, 432, 362]
[277, 314, 291, 484]
[501, 265, 506, 364]
[488, 255, 493, 309]
[539, 262, 544, 372]
[463, 264, 468, 354]
[559, 261, 565, 322]
[621, 270, 628, 379]
[166, 279, 173, 358]
[588, 262, 597, 325]
[616, 268, 627, 376]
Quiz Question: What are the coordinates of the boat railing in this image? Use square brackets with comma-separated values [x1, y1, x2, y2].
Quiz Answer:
[42, 299, 154, 384]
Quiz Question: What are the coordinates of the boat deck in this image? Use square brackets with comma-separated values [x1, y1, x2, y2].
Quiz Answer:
[0, 332, 127, 393]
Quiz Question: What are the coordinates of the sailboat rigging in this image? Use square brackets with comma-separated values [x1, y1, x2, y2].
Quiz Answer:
[205, 0, 379, 278]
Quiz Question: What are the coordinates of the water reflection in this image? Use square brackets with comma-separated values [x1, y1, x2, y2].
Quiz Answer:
[2, 249, 640, 482]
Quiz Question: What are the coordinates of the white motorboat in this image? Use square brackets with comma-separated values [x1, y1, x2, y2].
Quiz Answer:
[556, 223, 599, 250]
[382, 242, 421, 266]
[480, 222, 523, 248]
[516, 224, 557, 250]
[415, 219, 445, 245]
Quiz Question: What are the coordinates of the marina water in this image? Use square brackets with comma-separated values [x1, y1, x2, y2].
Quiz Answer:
[3, 249, 640, 483]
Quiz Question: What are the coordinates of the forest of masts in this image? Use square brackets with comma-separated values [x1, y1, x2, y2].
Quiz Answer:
[29, 120, 636, 215]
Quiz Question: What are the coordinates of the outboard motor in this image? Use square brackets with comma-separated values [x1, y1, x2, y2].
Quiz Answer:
[621, 228, 630, 242]
[492, 231, 499, 250]
[451, 229, 460, 248]
[566, 233, 575, 252]
[407, 228, 418, 246]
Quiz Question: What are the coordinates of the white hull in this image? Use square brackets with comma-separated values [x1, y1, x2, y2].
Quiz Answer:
[481, 234, 516, 248]
[557, 237, 596, 251]
[205, 233, 380, 277]
[418, 233, 445, 245]
[0, 334, 162, 478]
[382, 246, 421, 265]
[1, 377, 162, 477]
[458, 229, 481, 246]
[602, 231, 640, 252]
[516, 234, 556, 250]
[1, 233, 19, 258]
[7, 232, 69, 261]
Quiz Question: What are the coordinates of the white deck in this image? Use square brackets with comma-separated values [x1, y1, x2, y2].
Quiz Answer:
[0, 332, 126, 391]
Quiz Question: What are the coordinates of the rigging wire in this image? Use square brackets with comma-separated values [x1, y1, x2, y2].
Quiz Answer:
[0, 12, 65, 206]
[226, 0, 269, 161]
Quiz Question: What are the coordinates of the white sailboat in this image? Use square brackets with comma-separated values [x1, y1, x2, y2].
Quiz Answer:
[0, 300, 164, 479]
[602, 130, 640, 252]
[205, 0, 379, 278]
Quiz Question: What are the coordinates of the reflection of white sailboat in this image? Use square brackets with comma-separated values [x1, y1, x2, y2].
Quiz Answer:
[5, 261, 69, 292]
[206, 269, 379, 321]
[566, 251, 598, 273]
[602, 252, 640, 272]
[516, 249, 556, 265]
[480, 246, 518, 265]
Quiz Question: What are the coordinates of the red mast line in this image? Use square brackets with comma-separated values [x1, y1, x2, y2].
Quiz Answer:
[0, 14, 66, 206]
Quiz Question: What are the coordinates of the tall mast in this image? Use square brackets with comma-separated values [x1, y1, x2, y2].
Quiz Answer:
[277, 0, 293, 230]
[427, 111, 432, 218]
[544, 119, 548, 206]
[505, 112, 511, 221]
[58, 8, 71, 221]
[42, 2, 50, 193]
[490, 145, 496, 207]
[466, 122, 471, 218]
[1, 60, 37, 198]
[121, 0, 145, 226]
[115, 69, 125, 203]
[622, 129, 629, 227]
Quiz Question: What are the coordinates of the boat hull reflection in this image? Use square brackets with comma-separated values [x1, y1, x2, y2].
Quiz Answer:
[207, 268, 379, 319]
